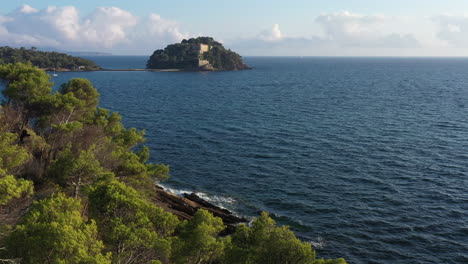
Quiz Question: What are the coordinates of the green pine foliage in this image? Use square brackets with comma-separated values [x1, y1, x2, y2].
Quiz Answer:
[48, 146, 114, 197]
[172, 209, 227, 264]
[0, 46, 101, 70]
[89, 179, 179, 263]
[0, 174, 33, 206]
[147, 43, 200, 69]
[0, 62, 55, 125]
[146, 37, 249, 70]
[0, 132, 33, 205]
[0, 63, 347, 264]
[203, 45, 248, 71]
[5, 193, 111, 264]
[224, 212, 316, 264]
[0, 132, 30, 172]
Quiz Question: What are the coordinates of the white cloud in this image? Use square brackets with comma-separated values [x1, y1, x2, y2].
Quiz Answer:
[315, 11, 419, 48]
[0, 6, 451, 56]
[258, 24, 282, 41]
[230, 24, 322, 56]
[433, 14, 468, 46]
[0, 5, 188, 52]
[0, 16, 12, 24]
[81, 7, 138, 47]
[229, 11, 421, 56]
[18, 4, 38, 14]
[447, 24, 461, 33]
[116, 13, 189, 54]
[1, 5, 136, 48]
[2, 5, 81, 44]
[146, 13, 187, 42]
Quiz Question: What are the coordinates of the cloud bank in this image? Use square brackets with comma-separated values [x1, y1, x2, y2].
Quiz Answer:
[0, 4, 187, 53]
[231, 11, 421, 56]
[0, 6, 464, 56]
[433, 14, 468, 46]
[257, 24, 282, 41]
[315, 11, 419, 48]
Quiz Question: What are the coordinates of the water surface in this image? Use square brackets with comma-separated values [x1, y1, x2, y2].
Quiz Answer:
[52, 56, 468, 264]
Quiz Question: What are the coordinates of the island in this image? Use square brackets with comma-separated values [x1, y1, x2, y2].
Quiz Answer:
[0, 46, 101, 71]
[147, 37, 251, 71]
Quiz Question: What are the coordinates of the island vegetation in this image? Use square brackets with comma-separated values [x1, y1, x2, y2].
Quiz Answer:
[0, 63, 346, 264]
[147, 37, 250, 71]
[0, 46, 101, 71]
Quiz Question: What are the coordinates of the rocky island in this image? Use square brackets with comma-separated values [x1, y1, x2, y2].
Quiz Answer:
[147, 37, 251, 71]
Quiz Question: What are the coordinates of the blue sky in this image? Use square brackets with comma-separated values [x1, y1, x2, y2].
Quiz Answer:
[1, 1, 468, 55]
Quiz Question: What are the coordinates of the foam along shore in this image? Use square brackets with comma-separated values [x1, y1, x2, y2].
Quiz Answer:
[152, 184, 248, 235]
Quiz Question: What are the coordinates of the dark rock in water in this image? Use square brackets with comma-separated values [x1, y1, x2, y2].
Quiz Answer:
[152, 185, 248, 235]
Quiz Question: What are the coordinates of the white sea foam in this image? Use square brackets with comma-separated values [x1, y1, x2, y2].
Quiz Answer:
[158, 184, 192, 197]
[194, 191, 236, 206]
[158, 184, 236, 210]
[309, 237, 326, 249]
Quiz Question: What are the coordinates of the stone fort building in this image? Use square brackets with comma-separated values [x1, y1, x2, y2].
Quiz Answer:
[198, 44, 211, 67]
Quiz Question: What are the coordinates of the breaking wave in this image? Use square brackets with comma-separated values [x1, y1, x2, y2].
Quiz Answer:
[159, 184, 237, 210]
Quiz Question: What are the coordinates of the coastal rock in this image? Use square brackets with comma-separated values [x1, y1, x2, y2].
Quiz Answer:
[200, 63, 216, 71]
[152, 185, 248, 234]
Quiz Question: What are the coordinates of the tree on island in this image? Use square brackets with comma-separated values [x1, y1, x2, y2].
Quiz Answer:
[147, 37, 250, 71]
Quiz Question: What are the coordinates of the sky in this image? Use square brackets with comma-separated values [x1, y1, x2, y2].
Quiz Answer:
[2, 1, 468, 56]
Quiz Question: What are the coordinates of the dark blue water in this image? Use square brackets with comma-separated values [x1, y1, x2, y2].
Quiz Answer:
[52, 56, 468, 264]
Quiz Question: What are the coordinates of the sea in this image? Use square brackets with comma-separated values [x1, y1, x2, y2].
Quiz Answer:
[50, 56, 468, 264]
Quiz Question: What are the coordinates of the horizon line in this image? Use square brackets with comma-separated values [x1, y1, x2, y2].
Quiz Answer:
[88, 54, 468, 59]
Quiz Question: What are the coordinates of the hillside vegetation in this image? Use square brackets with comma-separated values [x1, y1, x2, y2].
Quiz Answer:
[0, 46, 101, 70]
[0, 63, 345, 264]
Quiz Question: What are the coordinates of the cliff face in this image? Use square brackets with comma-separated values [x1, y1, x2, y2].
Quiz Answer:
[146, 37, 250, 71]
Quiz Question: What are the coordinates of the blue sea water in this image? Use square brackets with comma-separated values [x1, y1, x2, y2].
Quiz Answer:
[51, 56, 468, 264]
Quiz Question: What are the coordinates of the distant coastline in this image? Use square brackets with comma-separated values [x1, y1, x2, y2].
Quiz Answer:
[0, 47, 101, 70]
[66, 51, 112, 56]
[44, 68, 251, 73]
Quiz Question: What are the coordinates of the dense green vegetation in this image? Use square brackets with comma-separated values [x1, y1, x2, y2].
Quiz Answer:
[0, 63, 345, 264]
[147, 37, 250, 71]
[0, 46, 101, 70]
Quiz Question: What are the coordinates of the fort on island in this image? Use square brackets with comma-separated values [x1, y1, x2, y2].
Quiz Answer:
[198, 43, 211, 67]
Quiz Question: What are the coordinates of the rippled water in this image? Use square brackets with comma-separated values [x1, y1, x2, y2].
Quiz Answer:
[51, 56, 468, 264]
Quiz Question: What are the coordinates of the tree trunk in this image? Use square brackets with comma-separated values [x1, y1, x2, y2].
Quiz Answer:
[74, 176, 81, 198]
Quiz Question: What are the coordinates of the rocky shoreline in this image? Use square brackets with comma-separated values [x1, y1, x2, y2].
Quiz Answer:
[152, 185, 248, 235]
